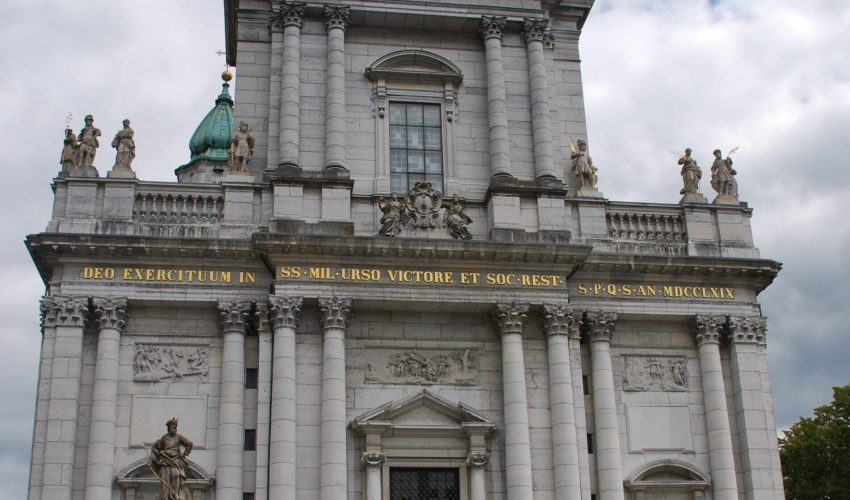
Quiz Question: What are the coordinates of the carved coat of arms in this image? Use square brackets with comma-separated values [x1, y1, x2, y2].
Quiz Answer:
[405, 181, 442, 229]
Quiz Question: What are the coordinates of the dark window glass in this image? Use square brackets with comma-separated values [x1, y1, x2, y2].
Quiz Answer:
[244, 429, 256, 451]
[243, 494, 255, 500]
[389, 103, 443, 193]
[245, 368, 258, 390]
[582, 375, 589, 395]
[390, 467, 459, 500]
[587, 433, 594, 454]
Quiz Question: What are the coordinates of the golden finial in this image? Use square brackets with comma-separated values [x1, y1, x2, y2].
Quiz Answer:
[221, 68, 233, 82]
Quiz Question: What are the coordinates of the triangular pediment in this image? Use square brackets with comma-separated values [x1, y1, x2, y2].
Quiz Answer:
[352, 389, 497, 435]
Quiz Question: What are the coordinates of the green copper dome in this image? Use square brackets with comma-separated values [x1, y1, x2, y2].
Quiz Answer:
[187, 81, 234, 165]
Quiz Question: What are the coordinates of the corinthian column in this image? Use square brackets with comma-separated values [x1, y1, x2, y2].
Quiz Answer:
[324, 6, 350, 171]
[522, 18, 557, 185]
[216, 301, 251, 500]
[494, 302, 533, 500]
[318, 296, 352, 500]
[267, 296, 303, 500]
[273, 3, 305, 168]
[543, 303, 582, 500]
[585, 311, 624, 500]
[480, 16, 513, 179]
[84, 298, 128, 500]
[40, 296, 88, 500]
[693, 315, 738, 500]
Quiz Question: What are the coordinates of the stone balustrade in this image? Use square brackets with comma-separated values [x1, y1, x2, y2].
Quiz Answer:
[604, 203, 688, 256]
[134, 190, 224, 224]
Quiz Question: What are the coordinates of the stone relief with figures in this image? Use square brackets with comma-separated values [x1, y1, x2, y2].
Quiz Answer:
[365, 348, 479, 386]
[133, 344, 210, 383]
[623, 355, 689, 392]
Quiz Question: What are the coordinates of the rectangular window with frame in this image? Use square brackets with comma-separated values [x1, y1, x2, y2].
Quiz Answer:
[389, 467, 459, 500]
[389, 102, 443, 193]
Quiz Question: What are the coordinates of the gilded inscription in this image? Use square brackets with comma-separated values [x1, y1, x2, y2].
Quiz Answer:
[576, 282, 735, 300]
[280, 265, 563, 288]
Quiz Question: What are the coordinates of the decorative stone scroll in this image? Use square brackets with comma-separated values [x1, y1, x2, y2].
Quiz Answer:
[133, 344, 210, 382]
[623, 355, 689, 392]
[365, 348, 479, 386]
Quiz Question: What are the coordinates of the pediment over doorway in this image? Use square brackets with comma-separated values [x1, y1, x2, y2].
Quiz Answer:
[351, 389, 498, 438]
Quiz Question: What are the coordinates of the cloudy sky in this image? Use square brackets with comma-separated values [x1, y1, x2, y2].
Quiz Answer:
[1, 0, 847, 498]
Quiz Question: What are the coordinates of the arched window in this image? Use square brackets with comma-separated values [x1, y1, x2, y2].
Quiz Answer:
[366, 50, 463, 195]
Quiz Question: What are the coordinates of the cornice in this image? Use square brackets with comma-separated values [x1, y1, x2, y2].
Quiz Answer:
[253, 233, 593, 267]
[576, 253, 781, 292]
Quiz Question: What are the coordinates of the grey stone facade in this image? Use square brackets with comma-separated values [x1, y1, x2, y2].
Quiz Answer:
[26, 1, 784, 499]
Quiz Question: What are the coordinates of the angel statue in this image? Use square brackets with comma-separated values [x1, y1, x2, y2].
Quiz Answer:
[377, 193, 406, 237]
[570, 138, 597, 190]
[710, 147, 738, 198]
[444, 194, 473, 240]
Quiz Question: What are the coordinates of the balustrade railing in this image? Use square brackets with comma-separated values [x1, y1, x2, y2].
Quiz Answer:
[133, 190, 224, 224]
[604, 204, 688, 255]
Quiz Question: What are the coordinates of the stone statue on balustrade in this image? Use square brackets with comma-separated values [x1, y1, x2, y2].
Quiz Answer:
[60, 128, 79, 174]
[570, 139, 598, 190]
[111, 119, 136, 173]
[677, 148, 707, 203]
[377, 193, 406, 237]
[149, 417, 193, 500]
[444, 194, 473, 240]
[76, 114, 101, 174]
[230, 121, 255, 174]
[710, 147, 739, 203]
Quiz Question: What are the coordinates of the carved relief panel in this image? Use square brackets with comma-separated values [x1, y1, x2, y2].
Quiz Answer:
[365, 348, 478, 386]
[623, 355, 688, 392]
[133, 344, 210, 382]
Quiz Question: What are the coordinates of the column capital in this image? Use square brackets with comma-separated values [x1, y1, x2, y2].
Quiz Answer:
[691, 314, 727, 346]
[271, 2, 306, 30]
[361, 452, 385, 467]
[480, 16, 506, 41]
[542, 303, 580, 338]
[268, 296, 303, 330]
[324, 5, 350, 31]
[494, 302, 529, 335]
[92, 297, 129, 332]
[218, 301, 252, 334]
[583, 311, 617, 342]
[319, 296, 352, 330]
[466, 453, 490, 468]
[728, 315, 767, 345]
[521, 18, 553, 45]
[40, 295, 89, 328]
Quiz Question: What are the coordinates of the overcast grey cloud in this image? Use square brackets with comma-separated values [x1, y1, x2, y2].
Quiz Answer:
[1, 1, 847, 499]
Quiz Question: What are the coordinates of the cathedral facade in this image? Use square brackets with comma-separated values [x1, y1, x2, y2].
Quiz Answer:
[26, 1, 785, 499]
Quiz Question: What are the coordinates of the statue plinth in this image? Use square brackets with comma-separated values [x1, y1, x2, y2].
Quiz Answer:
[107, 169, 136, 179]
[712, 194, 740, 205]
[679, 192, 708, 204]
[575, 188, 604, 199]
